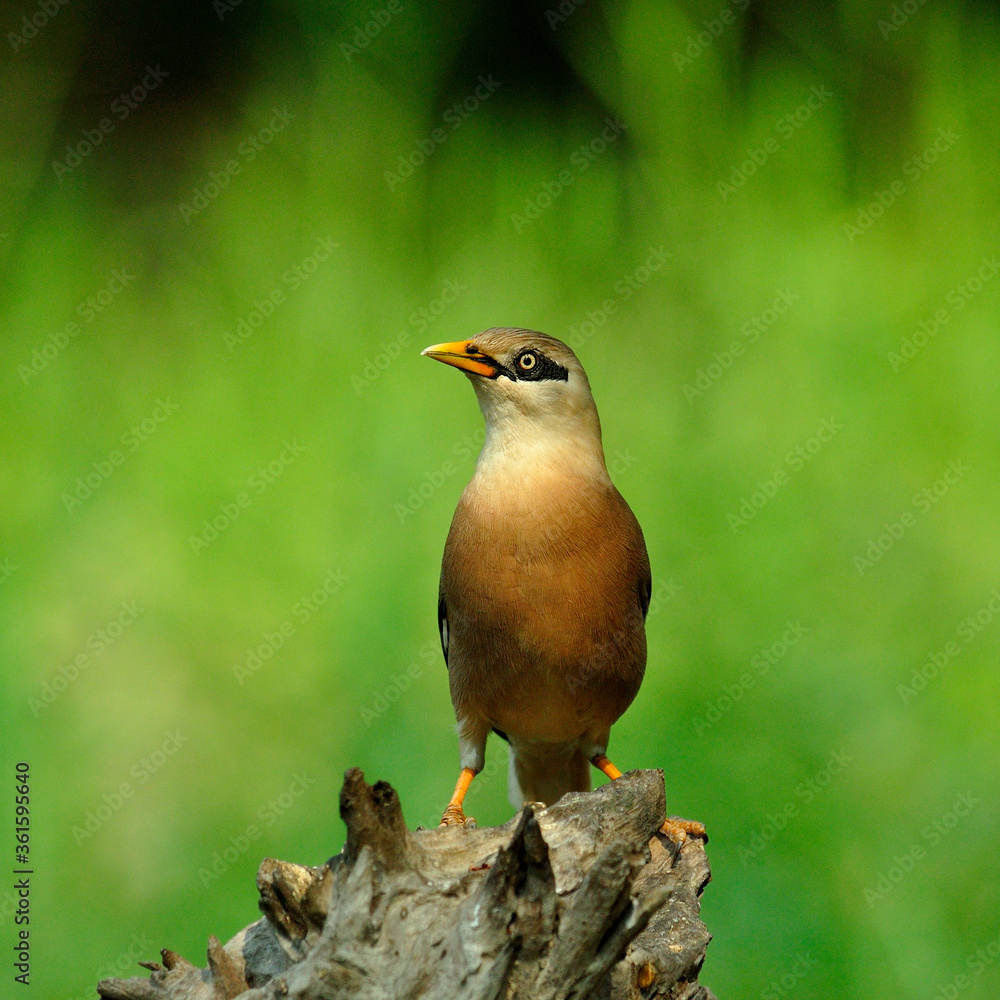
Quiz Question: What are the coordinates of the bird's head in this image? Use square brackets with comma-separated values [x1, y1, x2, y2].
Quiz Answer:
[422, 327, 596, 419]
[422, 328, 605, 472]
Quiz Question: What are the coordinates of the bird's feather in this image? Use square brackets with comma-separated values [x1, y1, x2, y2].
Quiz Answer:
[437, 593, 449, 667]
[429, 327, 652, 810]
[441, 465, 649, 801]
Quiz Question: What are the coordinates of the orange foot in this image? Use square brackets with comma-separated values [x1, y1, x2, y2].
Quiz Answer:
[439, 767, 477, 827]
[592, 755, 708, 846]
[439, 803, 476, 827]
[660, 816, 708, 846]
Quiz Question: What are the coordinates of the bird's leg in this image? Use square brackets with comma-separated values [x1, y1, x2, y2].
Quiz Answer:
[439, 767, 477, 827]
[591, 754, 622, 780]
[591, 754, 708, 845]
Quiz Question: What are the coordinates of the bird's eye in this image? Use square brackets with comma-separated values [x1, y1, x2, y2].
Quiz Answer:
[518, 352, 537, 371]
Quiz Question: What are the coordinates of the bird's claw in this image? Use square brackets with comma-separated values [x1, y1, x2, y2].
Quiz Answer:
[659, 816, 708, 846]
[439, 805, 476, 828]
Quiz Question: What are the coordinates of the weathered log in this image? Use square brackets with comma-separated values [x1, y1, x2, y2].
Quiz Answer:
[98, 768, 715, 1000]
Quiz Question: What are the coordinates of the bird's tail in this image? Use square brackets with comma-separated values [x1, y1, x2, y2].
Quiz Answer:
[508, 741, 591, 809]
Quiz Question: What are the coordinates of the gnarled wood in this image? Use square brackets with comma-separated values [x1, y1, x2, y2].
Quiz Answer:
[98, 768, 716, 1000]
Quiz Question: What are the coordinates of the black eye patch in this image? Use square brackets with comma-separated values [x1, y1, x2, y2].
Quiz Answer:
[510, 350, 569, 382]
[472, 349, 569, 382]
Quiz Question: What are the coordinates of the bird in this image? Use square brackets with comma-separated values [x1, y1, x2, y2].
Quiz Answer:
[421, 327, 706, 845]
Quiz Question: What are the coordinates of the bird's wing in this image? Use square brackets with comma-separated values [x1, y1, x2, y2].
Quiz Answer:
[639, 565, 652, 620]
[437, 592, 449, 666]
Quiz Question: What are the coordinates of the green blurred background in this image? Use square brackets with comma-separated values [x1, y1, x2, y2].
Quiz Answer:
[2, 0, 998, 996]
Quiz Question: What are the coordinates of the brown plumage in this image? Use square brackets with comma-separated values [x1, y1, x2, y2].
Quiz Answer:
[442, 460, 649, 805]
[422, 328, 704, 843]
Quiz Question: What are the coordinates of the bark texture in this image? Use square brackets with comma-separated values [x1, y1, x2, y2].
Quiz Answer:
[97, 768, 715, 1000]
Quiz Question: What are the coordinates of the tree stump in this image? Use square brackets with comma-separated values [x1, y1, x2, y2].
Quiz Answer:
[97, 768, 716, 1000]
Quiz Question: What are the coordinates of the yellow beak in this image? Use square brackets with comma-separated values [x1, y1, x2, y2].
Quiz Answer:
[421, 340, 498, 378]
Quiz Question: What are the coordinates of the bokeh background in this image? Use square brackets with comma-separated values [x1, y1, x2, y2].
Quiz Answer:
[2, 0, 998, 997]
